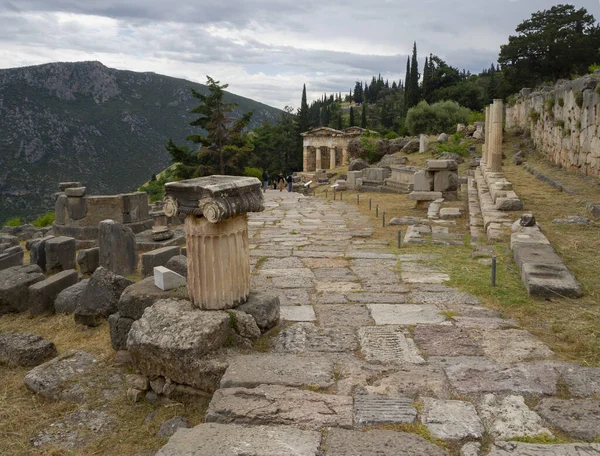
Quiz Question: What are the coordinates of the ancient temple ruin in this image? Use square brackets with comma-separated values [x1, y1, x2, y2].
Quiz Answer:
[301, 126, 367, 172]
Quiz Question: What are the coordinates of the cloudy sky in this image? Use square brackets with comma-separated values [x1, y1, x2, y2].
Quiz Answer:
[1, 0, 599, 109]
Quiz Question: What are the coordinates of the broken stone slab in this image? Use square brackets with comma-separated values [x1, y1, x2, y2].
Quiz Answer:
[552, 216, 592, 225]
[205, 384, 353, 429]
[487, 441, 600, 455]
[154, 266, 186, 291]
[368, 304, 446, 325]
[58, 182, 82, 191]
[561, 366, 600, 397]
[389, 216, 429, 226]
[535, 398, 600, 441]
[479, 329, 555, 363]
[0, 332, 57, 367]
[141, 246, 180, 278]
[413, 325, 483, 356]
[164, 254, 188, 278]
[74, 266, 133, 326]
[315, 304, 373, 327]
[421, 397, 484, 439]
[108, 312, 135, 351]
[354, 394, 417, 426]
[24, 351, 99, 402]
[156, 416, 190, 439]
[235, 291, 280, 332]
[273, 323, 357, 354]
[163, 175, 264, 222]
[64, 186, 86, 197]
[434, 170, 458, 193]
[440, 207, 461, 219]
[324, 428, 450, 456]
[0, 245, 24, 270]
[477, 394, 552, 439]
[45, 236, 76, 274]
[219, 354, 334, 389]
[0, 264, 45, 314]
[77, 247, 99, 275]
[156, 423, 321, 456]
[280, 305, 316, 322]
[127, 299, 231, 392]
[117, 276, 184, 320]
[365, 364, 452, 399]
[98, 220, 137, 276]
[29, 269, 79, 315]
[521, 262, 582, 298]
[427, 159, 458, 171]
[444, 362, 560, 396]
[408, 191, 444, 201]
[29, 235, 54, 271]
[358, 326, 425, 365]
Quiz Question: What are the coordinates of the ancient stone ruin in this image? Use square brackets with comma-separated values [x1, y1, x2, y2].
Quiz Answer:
[301, 126, 368, 172]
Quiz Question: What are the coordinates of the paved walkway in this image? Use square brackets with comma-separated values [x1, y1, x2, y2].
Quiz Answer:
[159, 191, 600, 456]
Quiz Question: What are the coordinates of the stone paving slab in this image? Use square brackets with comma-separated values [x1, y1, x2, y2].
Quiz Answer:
[274, 323, 357, 354]
[301, 258, 349, 269]
[488, 441, 600, 455]
[270, 288, 310, 306]
[279, 305, 316, 322]
[561, 366, 600, 397]
[257, 268, 315, 278]
[156, 423, 322, 456]
[312, 293, 349, 304]
[358, 326, 424, 364]
[368, 304, 446, 325]
[353, 394, 416, 426]
[316, 281, 362, 293]
[350, 267, 400, 285]
[535, 398, 600, 441]
[365, 364, 452, 399]
[453, 316, 517, 330]
[407, 291, 481, 305]
[347, 292, 410, 304]
[313, 268, 359, 282]
[323, 428, 450, 456]
[478, 329, 556, 363]
[421, 397, 484, 439]
[314, 304, 373, 327]
[205, 385, 353, 430]
[413, 325, 484, 356]
[401, 272, 450, 284]
[219, 354, 334, 389]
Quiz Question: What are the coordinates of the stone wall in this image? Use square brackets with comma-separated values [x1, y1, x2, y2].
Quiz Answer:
[505, 74, 600, 177]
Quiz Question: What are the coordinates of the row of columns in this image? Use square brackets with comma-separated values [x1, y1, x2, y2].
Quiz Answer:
[483, 99, 504, 173]
[302, 146, 348, 172]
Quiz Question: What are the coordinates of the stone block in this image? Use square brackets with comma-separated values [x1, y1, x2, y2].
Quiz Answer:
[512, 243, 561, 270]
[54, 279, 89, 314]
[235, 291, 280, 332]
[108, 312, 135, 350]
[487, 441, 600, 455]
[118, 276, 179, 320]
[364, 167, 389, 183]
[0, 332, 57, 367]
[440, 207, 462, 219]
[164, 255, 188, 278]
[29, 236, 55, 271]
[346, 171, 363, 189]
[279, 305, 316, 322]
[77, 247, 99, 275]
[354, 394, 417, 426]
[433, 170, 458, 192]
[58, 182, 81, 191]
[0, 264, 45, 314]
[98, 220, 137, 276]
[156, 423, 321, 456]
[427, 160, 458, 171]
[413, 170, 433, 191]
[358, 326, 425, 365]
[154, 266, 186, 291]
[29, 269, 79, 315]
[419, 134, 430, 153]
[521, 263, 582, 298]
[368, 304, 445, 325]
[496, 198, 524, 211]
[64, 187, 86, 197]
[0, 245, 23, 270]
[535, 398, 600, 441]
[45, 236, 76, 274]
[421, 397, 484, 439]
[141, 246, 180, 278]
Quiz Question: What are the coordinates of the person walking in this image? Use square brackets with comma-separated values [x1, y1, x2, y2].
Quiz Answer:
[277, 172, 285, 192]
[262, 169, 269, 193]
[286, 173, 293, 192]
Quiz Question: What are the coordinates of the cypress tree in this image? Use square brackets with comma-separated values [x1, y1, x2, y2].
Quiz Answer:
[349, 106, 355, 126]
[361, 103, 367, 128]
[407, 42, 420, 109]
[299, 84, 309, 132]
[422, 56, 430, 102]
[403, 56, 410, 107]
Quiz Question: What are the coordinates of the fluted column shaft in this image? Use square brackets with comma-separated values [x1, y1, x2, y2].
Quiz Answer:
[329, 147, 336, 170]
[342, 148, 348, 166]
[316, 148, 322, 170]
[303, 146, 309, 172]
[184, 214, 249, 310]
[490, 99, 504, 173]
[483, 105, 491, 166]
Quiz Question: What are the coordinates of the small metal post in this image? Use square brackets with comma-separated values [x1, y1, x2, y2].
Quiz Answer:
[325, 189, 328, 198]
[333, 189, 336, 200]
[397, 230, 402, 248]
[340, 191, 343, 201]
[357, 194, 360, 205]
[369, 199, 372, 210]
[382, 211, 385, 227]
[491, 256, 497, 287]
[375, 205, 379, 218]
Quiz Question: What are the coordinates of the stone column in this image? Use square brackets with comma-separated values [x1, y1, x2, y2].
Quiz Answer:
[490, 99, 504, 173]
[342, 148, 348, 166]
[483, 105, 491, 166]
[163, 176, 264, 310]
[302, 146, 309, 172]
[329, 147, 336, 170]
[315, 148, 322, 170]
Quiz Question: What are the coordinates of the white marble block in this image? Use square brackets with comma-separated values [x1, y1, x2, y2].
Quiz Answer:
[154, 266, 186, 291]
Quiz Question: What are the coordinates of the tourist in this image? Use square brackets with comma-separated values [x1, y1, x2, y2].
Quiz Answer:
[262, 169, 269, 193]
[286, 173, 293, 192]
[277, 172, 285, 192]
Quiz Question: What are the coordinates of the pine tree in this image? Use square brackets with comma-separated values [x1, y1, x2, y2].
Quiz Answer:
[361, 103, 367, 128]
[349, 106, 355, 126]
[298, 84, 309, 133]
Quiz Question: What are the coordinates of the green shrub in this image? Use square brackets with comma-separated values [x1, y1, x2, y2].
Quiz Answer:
[244, 167, 263, 180]
[576, 120, 582, 130]
[507, 95, 517, 107]
[554, 119, 565, 128]
[467, 110, 485, 124]
[32, 211, 55, 228]
[406, 100, 470, 136]
[545, 98, 555, 117]
[529, 109, 540, 123]
[558, 97, 564, 107]
[384, 131, 399, 140]
[434, 132, 470, 157]
[574, 90, 584, 108]
[588, 63, 600, 73]
[4, 216, 22, 227]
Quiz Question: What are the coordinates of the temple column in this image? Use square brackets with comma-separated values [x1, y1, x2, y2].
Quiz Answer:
[163, 176, 264, 310]
[329, 147, 336, 170]
[316, 148, 322, 170]
[342, 148, 348, 166]
[483, 105, 491, 166]
[302, 146, 309, 172]
[490, 99, 504, 173]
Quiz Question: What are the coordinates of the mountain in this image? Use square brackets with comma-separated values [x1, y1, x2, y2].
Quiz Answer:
[0, 61, 282, 222]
